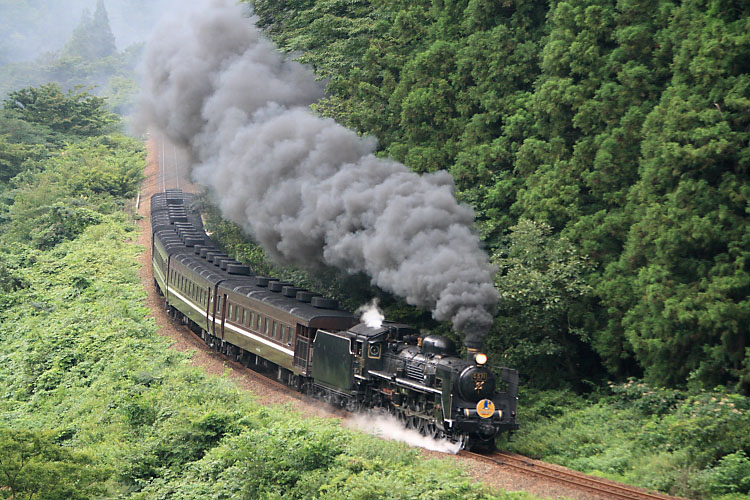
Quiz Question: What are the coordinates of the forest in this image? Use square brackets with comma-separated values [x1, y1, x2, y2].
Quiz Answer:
[0, 0, 748, 498]
[243, 0, 750, 395]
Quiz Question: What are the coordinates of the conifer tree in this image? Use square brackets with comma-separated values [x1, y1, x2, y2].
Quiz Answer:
[64, 0, 117, 60]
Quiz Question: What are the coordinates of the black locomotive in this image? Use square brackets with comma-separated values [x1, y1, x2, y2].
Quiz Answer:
[151, 189, 519, 450]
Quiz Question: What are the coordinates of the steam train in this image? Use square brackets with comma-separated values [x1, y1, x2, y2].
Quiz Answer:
[151, 189, 519, 450]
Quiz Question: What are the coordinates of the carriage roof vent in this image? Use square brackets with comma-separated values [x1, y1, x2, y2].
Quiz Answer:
[311, 296, 338, 309]
[269, 281, 293, 292]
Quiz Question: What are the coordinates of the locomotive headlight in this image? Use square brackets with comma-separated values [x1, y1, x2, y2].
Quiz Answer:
[475, 353, 488, 365]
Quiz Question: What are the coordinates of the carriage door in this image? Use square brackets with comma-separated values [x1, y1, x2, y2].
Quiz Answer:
[293, 325, 315, 372]
[219, 294, 227, 340]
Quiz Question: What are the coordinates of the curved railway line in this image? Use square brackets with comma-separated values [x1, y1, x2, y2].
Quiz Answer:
[461, 450, 685, 500]
[149, 137, 684, 500]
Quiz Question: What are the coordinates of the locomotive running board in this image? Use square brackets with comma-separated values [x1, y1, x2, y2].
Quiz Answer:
[369, 370, 442, 395]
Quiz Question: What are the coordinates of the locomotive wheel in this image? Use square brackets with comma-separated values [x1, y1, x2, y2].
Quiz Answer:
[405, 416, 418, 430]
[425, 422, 437, 438]
[414, 417, 426, 433]
[458, 434, 471, 450]
[345, 398, 361, 413]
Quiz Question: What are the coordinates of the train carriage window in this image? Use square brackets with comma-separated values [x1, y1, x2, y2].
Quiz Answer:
[272, 322, 278, 339]
[264, 317, 270, 336]
[242, 309, 247, 326]
[228, 303, 234, 322]
[234, 304, 240, 322]
[256, 314, 261, 330]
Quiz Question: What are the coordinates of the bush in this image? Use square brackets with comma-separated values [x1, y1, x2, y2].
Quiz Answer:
[30, 202, 103, 249]
[707, 452, 750, 496]
[508, 381, 750, 498]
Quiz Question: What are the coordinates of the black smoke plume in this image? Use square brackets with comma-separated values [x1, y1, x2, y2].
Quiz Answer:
[138, 0, 498, 348]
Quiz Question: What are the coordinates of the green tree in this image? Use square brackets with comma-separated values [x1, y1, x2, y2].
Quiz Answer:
[601, 1, 750, 391]
[64, 1, 117, 61]
[490, 219, 596, 386]
[0, 135, 46, 183]
[3, 84, 117, 139]
[0, 428, 106, 500]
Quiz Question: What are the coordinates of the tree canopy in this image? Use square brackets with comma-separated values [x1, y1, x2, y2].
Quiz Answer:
[247, 0, 750, 393]
[64, 0, 117, 61]
[3, 83, 117, 139]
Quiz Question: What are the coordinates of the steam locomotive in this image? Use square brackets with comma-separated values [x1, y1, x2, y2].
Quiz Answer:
[151, 189, 519, 450]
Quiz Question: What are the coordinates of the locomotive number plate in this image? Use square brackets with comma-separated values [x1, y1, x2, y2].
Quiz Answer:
[476, 399, 495, 419]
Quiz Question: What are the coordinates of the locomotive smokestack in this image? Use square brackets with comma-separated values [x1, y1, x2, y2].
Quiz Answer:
[137, 0, 499, 348]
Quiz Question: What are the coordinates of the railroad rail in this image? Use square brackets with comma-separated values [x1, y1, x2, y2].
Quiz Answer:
[461, 450, 685, 500]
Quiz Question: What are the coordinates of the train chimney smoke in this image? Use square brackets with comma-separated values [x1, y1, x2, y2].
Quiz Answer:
[137, 0, 499, 348]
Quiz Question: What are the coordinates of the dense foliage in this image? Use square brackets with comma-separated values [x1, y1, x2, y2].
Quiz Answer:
[247, 0, 750, 394]
[512, 384, 750, 499]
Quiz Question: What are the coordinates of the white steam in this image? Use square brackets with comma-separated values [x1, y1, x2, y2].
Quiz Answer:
[137, 0, 499, 347]
[356, 299, 385, 329]
[344, 412, 461, 454]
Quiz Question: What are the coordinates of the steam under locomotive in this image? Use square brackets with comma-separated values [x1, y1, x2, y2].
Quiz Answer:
[151, 189, 519, 450]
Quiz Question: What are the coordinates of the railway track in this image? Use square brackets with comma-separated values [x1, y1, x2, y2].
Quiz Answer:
[158, 134, 182, 191]
[461, 450, 684, 500]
